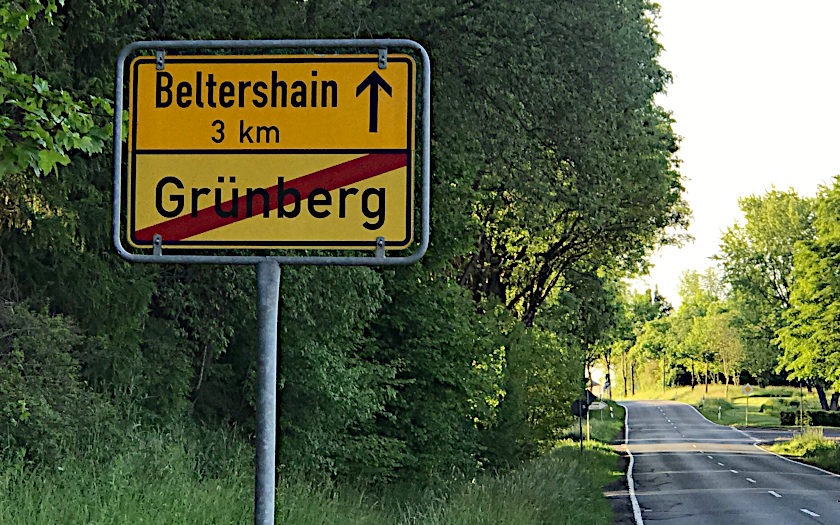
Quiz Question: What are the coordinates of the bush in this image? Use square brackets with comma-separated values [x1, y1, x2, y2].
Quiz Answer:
[780, 409, 840, 427]
[805, 410, 840, 427]
[761, 389, 795, 398]
[758, 399, 780, 413]
[0, 303, 117, 465]
[780, 411, 797, 426]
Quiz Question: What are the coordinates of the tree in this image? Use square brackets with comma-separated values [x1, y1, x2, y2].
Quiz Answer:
[777, 177, 840, 409]
[0, 1, 112, 183]
[688, 310, 743, 397]
[608, 287, 671, 396]
[718, 189, 813, 384]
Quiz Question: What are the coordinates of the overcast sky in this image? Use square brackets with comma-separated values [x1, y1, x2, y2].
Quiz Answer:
[634, 0, 840, 306]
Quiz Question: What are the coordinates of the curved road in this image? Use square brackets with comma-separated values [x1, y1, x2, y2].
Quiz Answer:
[620, 400, 840, 524]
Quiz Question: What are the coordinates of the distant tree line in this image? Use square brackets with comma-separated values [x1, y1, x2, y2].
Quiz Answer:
[609, 181, 840, 411]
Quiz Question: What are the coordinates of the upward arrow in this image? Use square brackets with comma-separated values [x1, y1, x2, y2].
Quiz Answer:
[356, 70, 392, 133]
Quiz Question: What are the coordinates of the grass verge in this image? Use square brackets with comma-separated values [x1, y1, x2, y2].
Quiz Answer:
[765, 427, 840, 473]
[0, 420, 624, 524]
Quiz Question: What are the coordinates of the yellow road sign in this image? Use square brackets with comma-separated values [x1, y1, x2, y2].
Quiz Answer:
[127, 54, 416, 249]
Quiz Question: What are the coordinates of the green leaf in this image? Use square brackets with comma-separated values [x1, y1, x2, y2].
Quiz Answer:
[37, 149, 69, 175]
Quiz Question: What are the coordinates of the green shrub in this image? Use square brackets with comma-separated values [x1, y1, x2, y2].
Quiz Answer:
[760, 389, 795, 398]
[804, 410, 840, 427]
[0, 304, 117, 464]
[780, 410, 797, 425]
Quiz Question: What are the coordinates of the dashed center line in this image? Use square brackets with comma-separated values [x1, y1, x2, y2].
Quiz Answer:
[800, 508, 820, 517]
[717, 462, 725, 466]
[707, 455, 714, 460]
[729, 469, 739, 474]
[745, 477, 756, 483]
[768, 491, 782, 498]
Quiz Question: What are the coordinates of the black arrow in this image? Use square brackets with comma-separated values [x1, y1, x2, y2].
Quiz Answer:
[356, 70, 392, 133]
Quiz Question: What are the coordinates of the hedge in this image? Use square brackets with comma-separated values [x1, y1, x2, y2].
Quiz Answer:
[780, 410, 840, 427]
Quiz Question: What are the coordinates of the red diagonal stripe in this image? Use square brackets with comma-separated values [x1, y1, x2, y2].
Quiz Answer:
[134, 153, 407, 242]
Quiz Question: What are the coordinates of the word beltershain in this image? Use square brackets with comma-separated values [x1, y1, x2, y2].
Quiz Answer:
[155, 70, 339, 109]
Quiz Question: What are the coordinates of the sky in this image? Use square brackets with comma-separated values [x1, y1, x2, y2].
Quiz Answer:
[634, 0, 840, 307]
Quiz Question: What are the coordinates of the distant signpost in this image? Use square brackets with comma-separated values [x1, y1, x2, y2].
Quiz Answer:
[742, 383, 754, 425]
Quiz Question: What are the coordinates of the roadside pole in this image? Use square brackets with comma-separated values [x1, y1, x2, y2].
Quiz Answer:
[745, 396, 749, 426]
[742, 384, 753, 427]
[255, 261, 281, 525]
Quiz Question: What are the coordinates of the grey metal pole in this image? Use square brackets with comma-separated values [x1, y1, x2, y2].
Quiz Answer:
[255, 260, 281, 525]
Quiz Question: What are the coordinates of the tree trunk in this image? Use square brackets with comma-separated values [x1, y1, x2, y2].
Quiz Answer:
[704, 361, 709, 394]
[723, 357, 729, 398]
[622, 351, 628, 397]
[830, 392, 840, 411]
[661, 356, 666, 393]
[631, 363, 636, 396]
[690, 361, 696, 390]
[815, 383, 829, 410]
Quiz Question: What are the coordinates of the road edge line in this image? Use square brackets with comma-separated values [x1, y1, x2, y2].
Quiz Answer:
[684, 401, 840, 478]
[685, 403, 760, 443]
[753, 442, 840, 477]
[619, 402, 644, 525]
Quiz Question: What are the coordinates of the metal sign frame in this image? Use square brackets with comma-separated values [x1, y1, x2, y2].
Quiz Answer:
[113, 39, 430, 266]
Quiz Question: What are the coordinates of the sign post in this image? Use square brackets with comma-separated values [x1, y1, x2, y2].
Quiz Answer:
[113, 39, 430, 525]
[255, 260, 281, 523]
[742, 383, 754, 426]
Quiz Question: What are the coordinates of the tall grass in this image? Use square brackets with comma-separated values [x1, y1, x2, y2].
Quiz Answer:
[0, 427, 620, 524]
[767, 427, 840, 473]
[389, 442, 619, 525]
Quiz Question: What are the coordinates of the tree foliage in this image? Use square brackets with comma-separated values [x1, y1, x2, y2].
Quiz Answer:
[718, 189, 813, 382]
[0, 0, 687, 482]
[777, 177, 840, 394]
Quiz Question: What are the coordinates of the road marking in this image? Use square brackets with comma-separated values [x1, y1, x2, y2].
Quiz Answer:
[707, 455, 714, 459]
[729, 469, 739, 474]
[621, 403, 644, 525]
[718, 462, 725, 466]
[754, 442, 840, 478]
[745, 478, 756, 483]
[800, 508, 820, 517]
[768, 491, 782, 498]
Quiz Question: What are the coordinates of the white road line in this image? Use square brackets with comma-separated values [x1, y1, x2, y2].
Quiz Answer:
[754, 442, 840, 478]
[729, 469, 739, 474]
[768, 491, 782, 498]
[717, 462, 725, 466]
[707, 455, 714, 459]
[621, 403, 644, 525]
[745, 478, 756, 483]
[800, 508, 820, 517]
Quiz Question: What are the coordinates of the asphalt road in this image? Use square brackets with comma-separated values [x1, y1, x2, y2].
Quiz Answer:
[619, 400, 840, 524]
